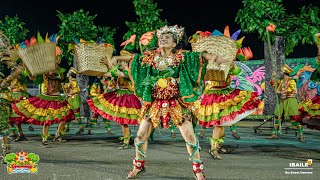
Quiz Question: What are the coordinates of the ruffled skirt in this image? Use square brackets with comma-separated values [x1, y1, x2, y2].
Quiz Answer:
[299, 95, 320, 130]
[9, 91, 30, 124]
[88, 89, 141, 125]
[12, 94, 74, 126]
[196, 88, 261, 127]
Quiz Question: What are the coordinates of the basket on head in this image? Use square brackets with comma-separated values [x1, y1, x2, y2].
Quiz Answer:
[17, 42, 57, 76]
[191, 35, 238, 81]
[74, 42, 113, 76]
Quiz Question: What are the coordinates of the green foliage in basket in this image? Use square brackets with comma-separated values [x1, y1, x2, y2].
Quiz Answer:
[57, 9, 116, 65]
[123, 0, 168, 53]
[97, 26, 117, 49]
[235, 0, 320, 55]
[0, 15, 29, 45]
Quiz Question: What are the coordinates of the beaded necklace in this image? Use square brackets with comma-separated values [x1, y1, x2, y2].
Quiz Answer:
[154, 53, 175, 70]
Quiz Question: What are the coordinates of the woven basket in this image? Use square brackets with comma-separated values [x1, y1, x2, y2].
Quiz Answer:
[204, 63, 231, 81]
[17, 42, 56, 76]
[191, 36, 238, 81]
[74, 43, 113, 76]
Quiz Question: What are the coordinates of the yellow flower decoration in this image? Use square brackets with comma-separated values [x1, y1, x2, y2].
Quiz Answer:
[157, 78, 168, 88]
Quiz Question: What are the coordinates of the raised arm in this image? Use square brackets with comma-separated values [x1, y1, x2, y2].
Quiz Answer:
[202, 52, 229, 65]
[100, 55, 133, 69]
[0, 61, 23, 88]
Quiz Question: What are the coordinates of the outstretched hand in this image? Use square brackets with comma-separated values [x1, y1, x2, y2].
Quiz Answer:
[100, 56, 109, 66]
[204, 53, 228, 65]
[214, 56, 229, 65]
[100, 56, 117, 69]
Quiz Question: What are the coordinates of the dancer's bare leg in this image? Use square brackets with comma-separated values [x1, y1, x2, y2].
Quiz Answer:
[118, 124, 131, 149]
[53, 121, 66, 143]
[14, 124, 28, 142]
[128, 118, 154, 177]
[41, 125, 50, 147]
[178, 118, 205, 179]
[1, 136, 11, 164]
[208, 126, 225, 159]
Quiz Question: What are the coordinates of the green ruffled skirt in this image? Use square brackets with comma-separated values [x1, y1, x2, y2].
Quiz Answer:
[274, 97, 300, 118]
[67, 94, 81, 110]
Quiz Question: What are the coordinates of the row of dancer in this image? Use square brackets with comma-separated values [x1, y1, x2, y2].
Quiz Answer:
[0, 24, 267, 180]
[1, 25, 318, 180]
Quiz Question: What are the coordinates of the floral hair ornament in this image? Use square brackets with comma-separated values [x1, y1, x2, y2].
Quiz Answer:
[156, 25, 185, 43]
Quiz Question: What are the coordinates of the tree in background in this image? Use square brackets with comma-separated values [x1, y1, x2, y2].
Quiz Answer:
[122, 0, 168, 53]
[235, 0, 320, 115]
[0, 15, 29, 46]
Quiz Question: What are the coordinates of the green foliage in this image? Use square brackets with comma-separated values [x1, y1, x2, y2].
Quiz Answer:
[57, 9, 98, 42]
[34, 74, 43, 86]
[57, 9, 98, 65]
[235, 0, 320, 55]
[56, 9, 117, 65]
[283, 6, 320, 55]
[5, 153, 16, 163]
[123, 0, 168, 52]
[97, 26, 117, 54]
[27, 153, 40, 163]
[97, 26, 117, 46]
[0, 15, 29, 45]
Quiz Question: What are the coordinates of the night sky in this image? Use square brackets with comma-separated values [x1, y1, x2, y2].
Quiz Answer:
[0, 0, 319, 60]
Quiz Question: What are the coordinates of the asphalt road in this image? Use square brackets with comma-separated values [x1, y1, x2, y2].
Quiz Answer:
[0, 120, 319, 180]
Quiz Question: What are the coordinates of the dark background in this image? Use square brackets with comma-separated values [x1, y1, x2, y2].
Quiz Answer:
[0, 0, 319, 60]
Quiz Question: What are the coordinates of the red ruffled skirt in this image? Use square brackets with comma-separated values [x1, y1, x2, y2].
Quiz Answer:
[12, 94, 74, 126]
[9, 91, 30, 124]
[196, 88, 261, 128]
[88, 89, 141, 125]
[299, 95, 320, 130]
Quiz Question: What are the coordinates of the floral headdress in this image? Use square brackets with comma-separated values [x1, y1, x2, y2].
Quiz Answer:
[156, 25, 184, 43]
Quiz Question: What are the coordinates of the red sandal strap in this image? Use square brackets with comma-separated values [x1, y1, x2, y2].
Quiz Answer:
[127, 170, 135, 178]
[192, 162, 204, 173]
[133, 158, 145, 170]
